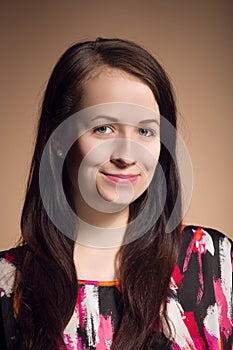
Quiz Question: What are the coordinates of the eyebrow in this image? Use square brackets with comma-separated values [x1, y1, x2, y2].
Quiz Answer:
[90, 115, 119, 123]
[90, 116, 160, 126]
[138, 119, 160, 126]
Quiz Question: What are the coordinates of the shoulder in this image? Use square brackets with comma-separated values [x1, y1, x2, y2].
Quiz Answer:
[175, 225, 232, 307]
[0, 245, 27, 298]
[169, 225, 233, 347]
[182, 224, 232, 244]
[178, 224, 232, 282]
[174, 224, 232, 285]
[180, 224, 232, 260]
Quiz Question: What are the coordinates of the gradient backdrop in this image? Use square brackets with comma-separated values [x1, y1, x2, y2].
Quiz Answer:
[0, 0, 232, 249]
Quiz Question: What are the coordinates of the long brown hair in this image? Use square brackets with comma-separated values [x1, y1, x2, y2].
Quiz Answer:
[14, 38, 182, 349]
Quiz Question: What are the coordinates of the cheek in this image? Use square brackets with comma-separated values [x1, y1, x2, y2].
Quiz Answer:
[140, 142, 160, 187]
[75, 137, 113, 167]
[142, 141, 161, 171]
[65, 140, 113, 190]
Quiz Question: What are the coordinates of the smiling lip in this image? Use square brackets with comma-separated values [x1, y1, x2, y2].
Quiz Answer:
[101, 172, 140, 184]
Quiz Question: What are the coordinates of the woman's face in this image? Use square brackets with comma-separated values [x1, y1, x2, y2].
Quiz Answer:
[66, 68, 160, 213]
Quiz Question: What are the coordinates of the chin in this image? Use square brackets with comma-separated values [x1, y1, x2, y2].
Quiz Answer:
[96, 191, 128, 204]
[96, 186, 145, 206]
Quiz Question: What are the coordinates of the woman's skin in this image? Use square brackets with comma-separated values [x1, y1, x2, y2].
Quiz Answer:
[67, 68, 160, 281]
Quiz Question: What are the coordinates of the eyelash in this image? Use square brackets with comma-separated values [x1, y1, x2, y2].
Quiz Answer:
[94, 125, 113, 134]
[93, 125, 157, 137]
[138, 128, 155, 137]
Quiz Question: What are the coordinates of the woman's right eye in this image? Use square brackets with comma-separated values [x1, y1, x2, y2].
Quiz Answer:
[93, 126, 113, 134]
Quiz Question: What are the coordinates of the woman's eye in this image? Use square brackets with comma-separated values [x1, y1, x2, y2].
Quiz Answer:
[94, 126, 113, 134]
[138, 128, 155, 137]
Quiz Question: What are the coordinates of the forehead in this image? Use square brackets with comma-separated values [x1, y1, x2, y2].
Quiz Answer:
[80, 68, 160, 114]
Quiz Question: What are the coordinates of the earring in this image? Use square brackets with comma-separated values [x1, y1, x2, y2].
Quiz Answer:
[57, 149, 63, 158]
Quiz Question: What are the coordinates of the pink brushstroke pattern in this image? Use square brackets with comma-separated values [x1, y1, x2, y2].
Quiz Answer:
[203, 328, 220, 350]
[63, 334, 75, 350]
[183, 228, 205, 303]
[183, 227, 205, 272]
[183, 312, 206, 348]
[96, 314, 114, 350]
[214, 278, 232, 340]
[78, 286, 86, 329]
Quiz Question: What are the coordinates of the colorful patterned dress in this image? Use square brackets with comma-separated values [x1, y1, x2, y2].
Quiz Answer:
[0, 225, 232, 349]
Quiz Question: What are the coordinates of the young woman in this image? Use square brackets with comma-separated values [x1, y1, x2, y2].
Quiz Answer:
[0, 38, 232, 350]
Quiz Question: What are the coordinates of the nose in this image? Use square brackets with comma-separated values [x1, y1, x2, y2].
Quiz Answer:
[110, 139, 136, 168]
[110, 158, 136, 168]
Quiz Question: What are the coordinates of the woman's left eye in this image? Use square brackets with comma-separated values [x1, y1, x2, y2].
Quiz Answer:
[138, 128, 155, 137]
[94, 126, 113, 134]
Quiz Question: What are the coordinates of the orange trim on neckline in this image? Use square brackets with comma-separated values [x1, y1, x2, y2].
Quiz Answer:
[78, 279, 120, 286]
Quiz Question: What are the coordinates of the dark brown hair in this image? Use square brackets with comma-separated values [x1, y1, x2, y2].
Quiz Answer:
[14, 38, 182, 349]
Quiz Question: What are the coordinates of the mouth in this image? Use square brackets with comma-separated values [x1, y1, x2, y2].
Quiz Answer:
[100, 172, 140, 184]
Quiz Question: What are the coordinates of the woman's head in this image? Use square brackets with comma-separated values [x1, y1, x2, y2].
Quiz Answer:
[35, 38, 178, 233]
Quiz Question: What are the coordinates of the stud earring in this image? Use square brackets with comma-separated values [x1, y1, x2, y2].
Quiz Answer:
[57, 149, 63, 158]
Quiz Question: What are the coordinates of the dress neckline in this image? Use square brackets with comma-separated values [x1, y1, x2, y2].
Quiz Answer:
[78, 279, 120, 286]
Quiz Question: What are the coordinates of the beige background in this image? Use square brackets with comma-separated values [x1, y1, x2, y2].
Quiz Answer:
[0, 0, 232, 250]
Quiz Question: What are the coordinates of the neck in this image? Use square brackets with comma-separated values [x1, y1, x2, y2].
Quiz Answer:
[72, 188, 129, 248]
